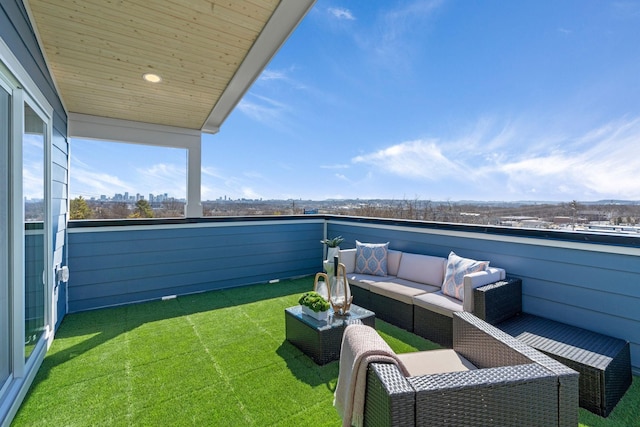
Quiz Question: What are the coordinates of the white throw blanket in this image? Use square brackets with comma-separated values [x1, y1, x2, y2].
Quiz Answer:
[334, 324, 409, 427]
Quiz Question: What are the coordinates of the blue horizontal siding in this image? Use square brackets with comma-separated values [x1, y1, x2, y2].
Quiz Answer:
[52, 129, 68, 329]
[67, 219, 324, 312]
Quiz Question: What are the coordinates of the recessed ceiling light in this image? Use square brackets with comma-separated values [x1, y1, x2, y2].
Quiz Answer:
[143, 73, 162, 83]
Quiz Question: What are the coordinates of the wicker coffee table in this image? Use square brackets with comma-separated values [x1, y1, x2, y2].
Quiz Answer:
[285, 304, 375, 365]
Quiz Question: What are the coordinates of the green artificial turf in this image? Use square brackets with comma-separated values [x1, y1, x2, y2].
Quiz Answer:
[11, 277, 639, 426]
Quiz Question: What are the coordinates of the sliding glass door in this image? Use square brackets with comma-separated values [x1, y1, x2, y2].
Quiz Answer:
[1, 35, 55, 425]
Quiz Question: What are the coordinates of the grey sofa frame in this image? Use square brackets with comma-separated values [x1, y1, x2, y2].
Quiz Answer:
[363, 312, 579, 427]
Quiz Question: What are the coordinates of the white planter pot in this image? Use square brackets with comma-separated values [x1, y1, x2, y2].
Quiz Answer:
[301, 305, 329, 321]
[326, 246, 340, 262]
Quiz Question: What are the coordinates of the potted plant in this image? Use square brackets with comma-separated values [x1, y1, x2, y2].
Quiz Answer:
[298, 291, 330, 321]
[320, 235, 344, 262]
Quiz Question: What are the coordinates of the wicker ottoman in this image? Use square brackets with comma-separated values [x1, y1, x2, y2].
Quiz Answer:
[498, 313, 632, 417]
[285, 304, 375, 365]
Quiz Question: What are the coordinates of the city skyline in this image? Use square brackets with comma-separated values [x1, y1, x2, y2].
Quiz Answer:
[68, 1, 640, 203]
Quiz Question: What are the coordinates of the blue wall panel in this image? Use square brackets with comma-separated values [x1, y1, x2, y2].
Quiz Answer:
[67, 219, 325, 312]
[51, 130, 68, 329]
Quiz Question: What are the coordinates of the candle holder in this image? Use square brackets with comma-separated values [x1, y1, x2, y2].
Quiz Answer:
[313, 257, 352, 316]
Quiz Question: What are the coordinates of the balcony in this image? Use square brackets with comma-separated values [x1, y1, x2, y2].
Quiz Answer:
[11, 215, 639, 424]
[61, 215, 640, 362]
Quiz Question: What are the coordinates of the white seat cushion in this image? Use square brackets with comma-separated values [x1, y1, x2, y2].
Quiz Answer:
[397, 349, 476, 376]
[369, 279, 439, 304]
[347, 273, 394, 291]
[413, 290, 463, 318]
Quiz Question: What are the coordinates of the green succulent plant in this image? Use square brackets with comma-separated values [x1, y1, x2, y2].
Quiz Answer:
[298, 291, 330, 312]
[320, 235, 344, 247]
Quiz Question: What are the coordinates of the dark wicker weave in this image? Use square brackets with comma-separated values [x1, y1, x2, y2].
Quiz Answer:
[369, 292, 414, 332]
[412, 278, 523, 348]
[365, 364, 415, 427]
[284, 305, 375, 365]
[350, 284, 371, 309]
[363, 312, 579, 427]
[412, 306, 453, 347]
[498, 313, 632, 417]
[473, 278, 522, 324]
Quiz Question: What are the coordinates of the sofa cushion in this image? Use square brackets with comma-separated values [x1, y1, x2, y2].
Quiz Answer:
[347, 273, 394, 291]
[369, 279, 439, 305]
[355, 241, 389, 276]
[340, 248, 357, 273]
[413, 291, 463, 318]
[396, 253, 446, 286]
[441, 252, 489, 301]
[387, 250, 402, 276]
[398, 349, 476, 376]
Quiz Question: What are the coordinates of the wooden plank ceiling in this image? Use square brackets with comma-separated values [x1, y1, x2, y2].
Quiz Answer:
[25, 0, 281, 130]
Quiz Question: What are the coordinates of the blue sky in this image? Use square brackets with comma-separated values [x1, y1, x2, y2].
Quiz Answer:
[69, 0, 640, 202]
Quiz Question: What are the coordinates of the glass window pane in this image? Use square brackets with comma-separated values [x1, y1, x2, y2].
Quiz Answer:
[0, 85, 10, 384]
[23, 103, 45, 361]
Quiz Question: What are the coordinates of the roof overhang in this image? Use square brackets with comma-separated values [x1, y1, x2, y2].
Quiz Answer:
[24, 0, 315, 135]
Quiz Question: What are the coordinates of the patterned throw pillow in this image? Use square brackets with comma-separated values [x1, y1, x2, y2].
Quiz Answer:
[355, 241, 389, 276]
[441, 251, 489, 301]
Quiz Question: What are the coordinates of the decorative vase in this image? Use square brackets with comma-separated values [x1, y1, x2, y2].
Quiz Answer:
[301, 305, 329, 321]
[329, 274, 352, 315]
[326, 246, 340, 262]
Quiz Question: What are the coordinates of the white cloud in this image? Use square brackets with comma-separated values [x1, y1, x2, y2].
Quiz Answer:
[22, 167, 44, 200]
[328, 8, 355, 20]
[352, 139, 463, 180]
[352, 115, 640, 200]
[259, 70, 287, 81]
[495, 116, 640, 199]
[135, 163, 186, 196]
[201, 166, 224, 179]
[362, 0, 443, 69]
[241, 187, 261, 199]
[320, 163, 350, 169]
[237, 95, 289, 127]
[258, 67, 307, 90]
[70, 167, 132, 198]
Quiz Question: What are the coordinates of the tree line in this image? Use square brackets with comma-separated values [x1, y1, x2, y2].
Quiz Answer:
[69, 196, 640, 228]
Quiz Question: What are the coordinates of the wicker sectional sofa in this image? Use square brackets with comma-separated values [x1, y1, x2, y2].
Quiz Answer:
[340, 247, 522, 346]
[363, 312, 579, 427]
